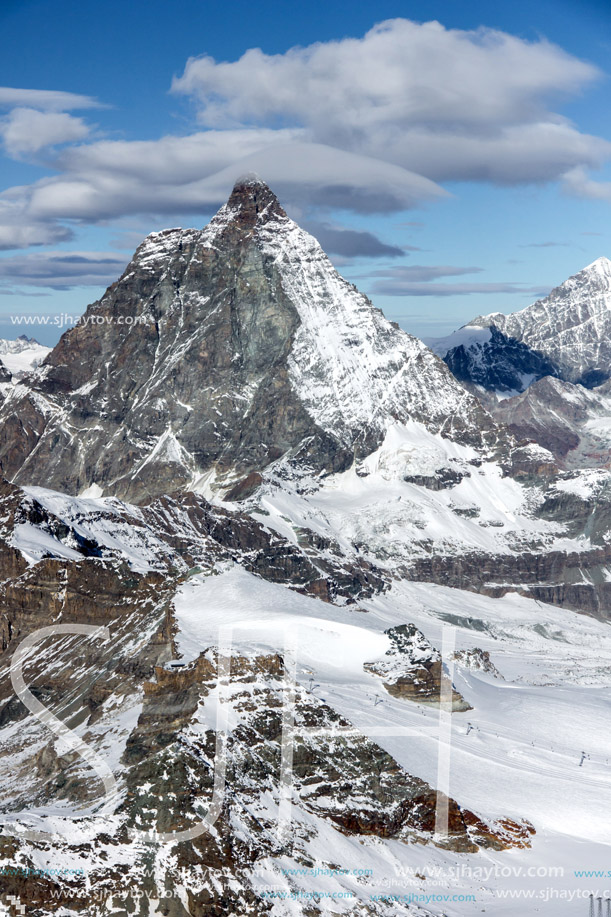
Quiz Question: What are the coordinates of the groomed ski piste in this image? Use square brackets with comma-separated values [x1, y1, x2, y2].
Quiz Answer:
[174, 563, 611, 916]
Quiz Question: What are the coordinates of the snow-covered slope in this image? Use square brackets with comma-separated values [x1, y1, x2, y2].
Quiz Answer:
[0, 335, 50, 379]
[433, 257, 611, 395]
[255, 208, 481, 448]
[169, 564, 611, 915]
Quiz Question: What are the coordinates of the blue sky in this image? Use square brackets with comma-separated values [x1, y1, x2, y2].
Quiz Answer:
[1, 0, 610, 345]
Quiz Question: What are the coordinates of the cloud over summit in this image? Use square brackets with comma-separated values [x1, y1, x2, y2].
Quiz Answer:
[0, 17, 610, 300]
[173, 19, 606, 184]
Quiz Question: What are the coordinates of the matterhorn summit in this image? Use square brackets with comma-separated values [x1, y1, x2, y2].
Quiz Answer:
[0, 178, 492, 502]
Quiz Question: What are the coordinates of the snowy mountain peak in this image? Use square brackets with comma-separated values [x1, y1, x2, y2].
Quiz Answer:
[436, 256, 611, 393]
[231, 171, 274, 194]
[582, 255, 611, 276]
[0, 335, 50, 379]
[0, 180, 495, 501]
[0, 334, 43, 354]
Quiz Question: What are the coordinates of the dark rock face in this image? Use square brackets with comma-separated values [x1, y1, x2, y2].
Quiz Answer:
[0, 178, 496, 503]
[403, 464, 470, 490]
[408, 543, 611, 618]
[491, 377, 586, 458]
[0, 359, 10, 384]
[485, 375, 611, 472]
[443, 325, 558, 394]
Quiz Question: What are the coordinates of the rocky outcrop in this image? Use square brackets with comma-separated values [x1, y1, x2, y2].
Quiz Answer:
[487, 375, 611, 472]
[454, 647, 503, 678]
[494, 376, 593, 456]
[0, 475, 387, 607]
[142, 492, 387, 602]
[364, 624, 471, 711]
[407, 543, 611, 618]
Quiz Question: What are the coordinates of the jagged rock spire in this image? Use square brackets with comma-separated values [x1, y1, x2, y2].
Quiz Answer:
[225, 173, 287, 229]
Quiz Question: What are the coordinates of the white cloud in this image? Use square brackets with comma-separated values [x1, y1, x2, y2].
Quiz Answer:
[176, 142, 446, 214]
[0, 86, 100, 159]
[1, 108, 91, 156]
[0, 87, 101, 111]
[366, 264, 551, 296]
[303, 221, 405, 258]
[369, 265, 483, 282]
[371, 280, 551, 297]
[5, 136, 443, 230]
[0, 198, 74, 249]
[373, 121, 609, 185]
[563, 166, 611, 203]
[0, 18, 609, 265]
[173, 18, 606, 184]
[57, 128, 293, 182]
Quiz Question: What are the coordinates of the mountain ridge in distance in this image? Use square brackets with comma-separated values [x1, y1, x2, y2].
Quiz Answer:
[433, 256, 611, 394]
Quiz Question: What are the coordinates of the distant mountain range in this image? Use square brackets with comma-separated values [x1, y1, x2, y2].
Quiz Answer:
[0, 334, 50, 381]
[431, 256, 611, 393]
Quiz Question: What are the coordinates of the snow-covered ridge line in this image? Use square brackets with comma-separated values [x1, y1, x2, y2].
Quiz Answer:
[0, 335, 50, 379]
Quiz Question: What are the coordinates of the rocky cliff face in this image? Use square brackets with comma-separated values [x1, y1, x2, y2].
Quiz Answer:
[433, 257, 611, 394]
[431, 325, 557, 394]
[0, 178, 495, 503]
[485, 375, 611, 465]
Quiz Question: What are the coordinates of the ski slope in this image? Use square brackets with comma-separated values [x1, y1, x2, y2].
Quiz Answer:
[174, 565, 611, 915]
